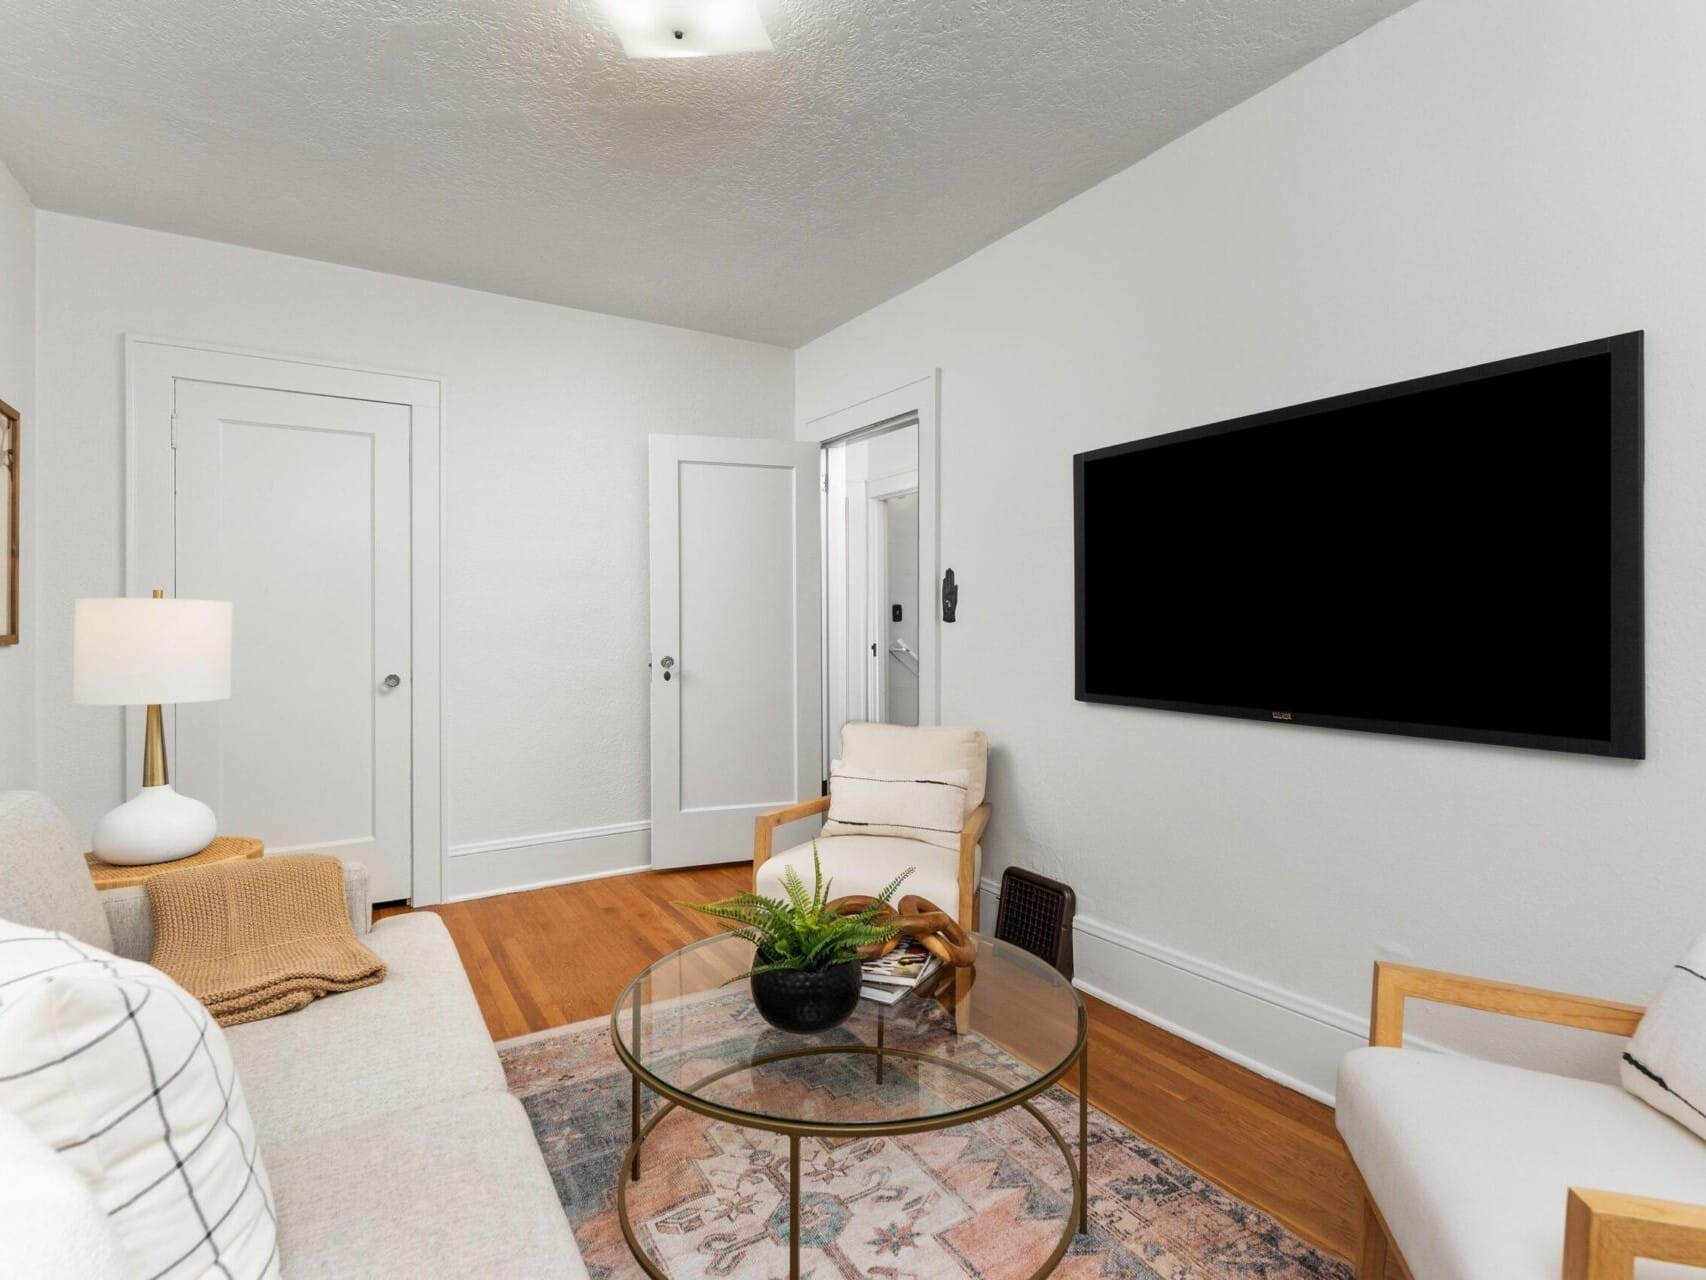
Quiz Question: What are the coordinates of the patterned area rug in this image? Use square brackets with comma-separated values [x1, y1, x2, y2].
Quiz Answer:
[499, 998, 1351, 1280]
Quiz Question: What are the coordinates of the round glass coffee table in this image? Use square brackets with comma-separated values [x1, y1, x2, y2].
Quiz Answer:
[610, 932, 1088, 1280]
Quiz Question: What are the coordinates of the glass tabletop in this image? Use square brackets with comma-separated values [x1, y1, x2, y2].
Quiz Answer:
[611, 931, 1086, 1133]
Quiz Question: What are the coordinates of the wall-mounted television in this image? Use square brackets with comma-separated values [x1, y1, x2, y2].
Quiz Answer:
[1074, 333, 1644, 758]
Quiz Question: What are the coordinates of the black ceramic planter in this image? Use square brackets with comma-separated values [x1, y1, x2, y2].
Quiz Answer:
[749, 958, 863, 1033]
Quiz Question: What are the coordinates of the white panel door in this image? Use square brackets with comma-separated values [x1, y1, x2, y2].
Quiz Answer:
[649, 436, 822, 868]
[172, 380, 414, 900]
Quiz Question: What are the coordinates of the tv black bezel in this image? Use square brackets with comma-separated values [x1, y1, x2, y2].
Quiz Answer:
[1073, 332, 1645, 759]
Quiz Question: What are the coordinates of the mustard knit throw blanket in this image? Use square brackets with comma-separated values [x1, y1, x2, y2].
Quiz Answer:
[148, 854, 386, 1026]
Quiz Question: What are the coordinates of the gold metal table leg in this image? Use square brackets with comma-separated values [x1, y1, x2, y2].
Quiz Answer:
[631, 997, 643, 1180]
[876, 1002, 885, 1084]
[1078, 1040, 1089, 1235]
[789, 1133, 801, 1279]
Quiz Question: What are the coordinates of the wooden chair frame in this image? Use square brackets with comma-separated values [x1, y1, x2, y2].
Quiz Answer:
[1355, 962, 1706, 1280]
[753, 796, 990, 930]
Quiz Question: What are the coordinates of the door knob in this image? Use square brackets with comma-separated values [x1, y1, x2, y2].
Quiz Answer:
[381, 673, 401, 691]
[660, 656, 675, 682]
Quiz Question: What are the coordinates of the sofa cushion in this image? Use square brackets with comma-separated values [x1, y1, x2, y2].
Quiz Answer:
[0, 790, 113, 950]
[758, 834, 979, 916]
[224, 912, 504, 1146]
[0, 919, 279, 1280]
[265, 1091, 585, 1280]
[1337, 1046, 1706, 1280]
[840, 724, 988, 814]
[0, 1103, 133, 1279]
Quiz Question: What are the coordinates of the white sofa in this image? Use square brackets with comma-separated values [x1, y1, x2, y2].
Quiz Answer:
[0, 790, 587, 1279]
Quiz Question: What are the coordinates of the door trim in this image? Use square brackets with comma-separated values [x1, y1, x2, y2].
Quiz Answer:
[125, 335, 446, 905]
[800, 373, 941, 727]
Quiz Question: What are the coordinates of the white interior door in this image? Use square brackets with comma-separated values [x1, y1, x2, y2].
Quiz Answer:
[172, 380, 414, 900]
[649, 435, 822, 868]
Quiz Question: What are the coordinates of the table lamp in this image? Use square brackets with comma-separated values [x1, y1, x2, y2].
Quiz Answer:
[74, 590, 233, 864]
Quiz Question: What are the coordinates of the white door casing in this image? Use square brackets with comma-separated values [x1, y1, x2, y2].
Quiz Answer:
[173, 381, 414, 900]
[649, 435, 822, 869]
[800, 373, 941, 730]
[127, 337, 443, 904]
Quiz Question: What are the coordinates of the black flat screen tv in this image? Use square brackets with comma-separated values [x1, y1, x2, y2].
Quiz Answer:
[1074, 333, 1644, 758]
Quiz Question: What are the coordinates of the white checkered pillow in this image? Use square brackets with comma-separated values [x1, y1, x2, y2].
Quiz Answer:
[821, 762, 971, 851]
[0, 919, 280, 1279]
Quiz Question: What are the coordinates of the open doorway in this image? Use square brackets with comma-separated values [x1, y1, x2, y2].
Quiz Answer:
[869, 485, 920, 726]
[823, 419, 920, 758]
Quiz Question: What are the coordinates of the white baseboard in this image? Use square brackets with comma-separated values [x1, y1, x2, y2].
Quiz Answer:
[445, 821, 651, 902]
[980, 878, 1372, 1105]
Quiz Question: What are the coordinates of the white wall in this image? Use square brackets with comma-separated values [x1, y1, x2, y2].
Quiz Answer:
[35, 215, 793, 897]
[796, 0, 1706, 1100]
[0, 159, 33, 788]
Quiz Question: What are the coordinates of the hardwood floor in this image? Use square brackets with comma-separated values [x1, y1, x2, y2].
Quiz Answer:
[382, 864, 1367, 1262]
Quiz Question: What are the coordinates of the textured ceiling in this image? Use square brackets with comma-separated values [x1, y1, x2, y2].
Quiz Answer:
[0, 0, 1415, 345]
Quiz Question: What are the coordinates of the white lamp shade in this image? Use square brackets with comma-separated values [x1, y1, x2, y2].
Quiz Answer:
[74, 597, 233, 706]
[594, 0, 772, 58]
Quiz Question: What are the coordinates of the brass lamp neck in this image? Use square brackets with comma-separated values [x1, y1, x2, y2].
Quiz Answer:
[142, 704, 168, 788]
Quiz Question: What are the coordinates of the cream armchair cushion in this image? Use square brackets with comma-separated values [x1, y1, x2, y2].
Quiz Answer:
[839, 724, 988, 815]
[756, 835, 980, 916]
[821, 762, 970, 850]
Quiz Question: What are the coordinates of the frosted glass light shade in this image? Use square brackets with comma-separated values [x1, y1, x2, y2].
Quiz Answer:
[595, 0, 772, 58]
[74, 598, 233, 706]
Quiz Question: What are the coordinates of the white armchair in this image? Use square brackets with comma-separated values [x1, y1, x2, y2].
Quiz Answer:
[752, 723, 990, 929]
[1338, 962, 1706, 1280]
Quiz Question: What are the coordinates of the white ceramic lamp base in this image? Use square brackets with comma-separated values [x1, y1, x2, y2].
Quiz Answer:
[91, 785, 218, 865]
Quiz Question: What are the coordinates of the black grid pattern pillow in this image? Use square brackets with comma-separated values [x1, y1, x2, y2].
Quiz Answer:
[821, 762, 971, 851]
[0, 919, 280, 1279]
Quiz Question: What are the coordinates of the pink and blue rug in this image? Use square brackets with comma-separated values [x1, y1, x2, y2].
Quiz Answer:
[500, 997, 1350, 1280]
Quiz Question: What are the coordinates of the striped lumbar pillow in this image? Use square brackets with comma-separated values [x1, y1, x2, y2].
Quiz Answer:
[821, 762, 970, 851]
[1622, 934, 1706, 1141]
[0, 919, 280, 1279]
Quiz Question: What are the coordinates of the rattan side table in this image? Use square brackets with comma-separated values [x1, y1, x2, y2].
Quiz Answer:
[86, 836, 264, 890]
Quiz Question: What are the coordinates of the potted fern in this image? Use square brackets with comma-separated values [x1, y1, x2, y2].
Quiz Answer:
[683, 847, 911, 1032]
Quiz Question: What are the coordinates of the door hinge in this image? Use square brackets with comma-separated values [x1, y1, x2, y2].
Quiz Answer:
[169, 415, 178, 450]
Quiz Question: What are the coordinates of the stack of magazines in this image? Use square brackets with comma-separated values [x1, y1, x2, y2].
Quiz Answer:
[860, 938, 944, 1005]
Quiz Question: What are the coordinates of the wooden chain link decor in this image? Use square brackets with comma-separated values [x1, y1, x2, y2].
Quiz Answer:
[826, 893, 978, 968]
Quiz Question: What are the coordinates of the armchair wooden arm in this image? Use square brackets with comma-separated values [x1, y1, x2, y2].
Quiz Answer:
[1564, 1188, 1706, 1279]
[958, 803, 990, 930]
[1368, 961, 1644, 1048]
[752, 794, 831, 874]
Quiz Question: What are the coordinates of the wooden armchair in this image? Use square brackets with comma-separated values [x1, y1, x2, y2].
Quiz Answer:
[1343, 962, 1706, 1280]
[752, 724, 990, 930]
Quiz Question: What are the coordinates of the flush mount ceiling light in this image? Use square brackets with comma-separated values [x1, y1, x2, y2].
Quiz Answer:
[594, 0, 772, 59]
